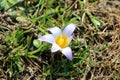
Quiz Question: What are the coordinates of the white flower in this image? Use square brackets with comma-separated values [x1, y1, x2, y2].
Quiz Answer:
[38, 24, 76, 60]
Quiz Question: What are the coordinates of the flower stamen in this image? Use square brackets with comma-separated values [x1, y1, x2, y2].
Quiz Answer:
[55, 34, 68, 48]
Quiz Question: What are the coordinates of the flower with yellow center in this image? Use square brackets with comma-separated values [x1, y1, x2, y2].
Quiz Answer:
[38, 24, 76, 60]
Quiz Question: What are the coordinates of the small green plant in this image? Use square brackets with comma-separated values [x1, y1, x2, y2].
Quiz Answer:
[0, 0, 19, 10]
[4, 26, 43, 77]
[86, 11, 102, 30]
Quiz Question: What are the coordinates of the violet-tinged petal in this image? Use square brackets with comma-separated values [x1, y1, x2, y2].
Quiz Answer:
[61, 47, 72, 61]
[48, 27, 62, 37]
[68, 34, 74, 42]
[63, 24, 76, 36]
[38, 34, 54, 44]
[51, 43, 61, 52]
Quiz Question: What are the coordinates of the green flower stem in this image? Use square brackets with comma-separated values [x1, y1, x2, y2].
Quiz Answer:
[28, 45, 43, 55]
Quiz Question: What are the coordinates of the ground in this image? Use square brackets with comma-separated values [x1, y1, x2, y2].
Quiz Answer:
[0, 0, 120, 80]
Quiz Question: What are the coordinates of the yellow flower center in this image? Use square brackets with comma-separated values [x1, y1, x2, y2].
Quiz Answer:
[55, 34, 69, 48]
